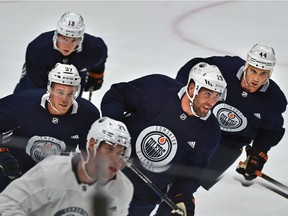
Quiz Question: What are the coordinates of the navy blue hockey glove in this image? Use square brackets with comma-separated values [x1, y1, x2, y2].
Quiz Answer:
[0, 147, 21, 179]
[171, 193, 195, 216]
[84, 71, 104, 92]
[236, 145, 268, 180]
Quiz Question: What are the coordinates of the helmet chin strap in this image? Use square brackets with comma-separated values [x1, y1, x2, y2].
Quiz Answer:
[242, 66, 249, 86]
[80, 149, 98, 182]
[47, 95, 74, 114]
[185, 89, 200, 118]
[47, 98, 61, 113]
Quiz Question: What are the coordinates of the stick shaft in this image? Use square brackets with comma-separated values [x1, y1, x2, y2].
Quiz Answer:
[255, 170, 288, 191]
[88, 87, 93, 101]
[126, 161, 183, 212]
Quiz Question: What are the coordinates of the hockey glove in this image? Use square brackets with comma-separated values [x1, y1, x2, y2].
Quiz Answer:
[170, 193, 195, 216]
[0, 147, 21, 179]
[236, 145, 268, 181]
[84, 71, 104, 92]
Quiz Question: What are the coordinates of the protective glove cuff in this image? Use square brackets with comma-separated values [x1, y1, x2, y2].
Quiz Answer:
[0, 147, 9, 152]
[171, 193, 195, 216]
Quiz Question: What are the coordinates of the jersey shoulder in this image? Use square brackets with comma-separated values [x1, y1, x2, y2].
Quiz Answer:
[138, 74, 182, 87]
[82, 33, 108, 51]
[0, 89, 45, 105]
[76, 97, 100, 115]
[265, 79, 287, 112]
[28, 31, 54, 50]
[38, 155, 76, 187]
[115, 170, 134, 194]
[207, 56, 245, 77]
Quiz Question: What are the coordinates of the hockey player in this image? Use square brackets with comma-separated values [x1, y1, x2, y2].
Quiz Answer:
[0, 63, 100, 192]
[0, 117, 134, 216]
[176, 44, 287, 190]
[14, 12, 108, 96]
[101, 62, 227, 216]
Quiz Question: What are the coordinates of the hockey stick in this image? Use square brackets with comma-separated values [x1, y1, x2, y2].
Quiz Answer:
[258, 181, 288, 199]
[126, 160, 184, 215]
[233, 175, 288, 200]
[92, 193, 108, 216]
[88, 87, 94, 101]
[238, 161, 288, 191]
[254, 170, 288, 191]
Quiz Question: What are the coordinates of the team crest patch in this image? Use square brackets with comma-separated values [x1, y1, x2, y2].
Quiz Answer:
[136, 126, 177, 172]
[213, 103, 247, 132]
[54, 207, 89, 216]
[26, 136, 66, 162]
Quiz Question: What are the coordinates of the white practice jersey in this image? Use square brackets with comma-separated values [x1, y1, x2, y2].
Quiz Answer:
[0, 155, 133, 216]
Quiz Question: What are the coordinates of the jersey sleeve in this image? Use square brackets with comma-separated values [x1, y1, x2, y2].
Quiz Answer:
[252, 83, 287, 153]
[25, 43, 51, 88]
[253, 114, 285, 152]
[0, 94, 20, 133]
[101, 77, 148, 121]
[89, 37, 108, 73]
[22, 32, 57, 90]
[175, 56, 245, 85]
[0, 161, 47, 215]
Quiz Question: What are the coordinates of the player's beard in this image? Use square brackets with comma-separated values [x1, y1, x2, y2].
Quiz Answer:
[192, 104, 208, 117]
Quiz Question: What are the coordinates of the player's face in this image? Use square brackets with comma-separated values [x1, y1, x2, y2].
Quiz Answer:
[48, 83, 77, 115]
[56, 34, 81, 56]
[193, 88, 220, 117]
[241, 65, 270, 93]
[96, 142, 125, 180]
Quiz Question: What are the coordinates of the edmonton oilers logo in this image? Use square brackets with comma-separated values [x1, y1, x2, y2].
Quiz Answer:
[136, 126, 177, 172]
[213, 103, 247, 132]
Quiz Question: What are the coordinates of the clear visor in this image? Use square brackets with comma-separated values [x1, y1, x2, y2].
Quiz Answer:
[57, 34, 82, 46]
[98, 141, 129, 163]
[48, 83, 80, 99]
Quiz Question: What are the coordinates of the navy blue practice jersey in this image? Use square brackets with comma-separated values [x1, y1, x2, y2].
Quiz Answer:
[101, 74, 221, 201]
[14, 30, 108, 95]
[0, 89, 100, 172]
[176, 56, 287, 152]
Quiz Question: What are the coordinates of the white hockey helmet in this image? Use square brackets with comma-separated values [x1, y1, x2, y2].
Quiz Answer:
[47, 63, 81, 98]
[57, 12, 85, 38]
[86, 117, 131, 164]
[246, 43, 276, 72]
[187, 62, 227, 96]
